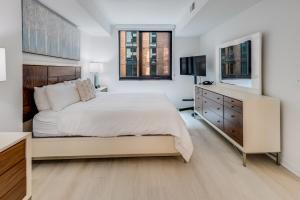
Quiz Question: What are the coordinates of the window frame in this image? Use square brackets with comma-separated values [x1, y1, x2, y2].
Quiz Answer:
[119, 30, 173, 81]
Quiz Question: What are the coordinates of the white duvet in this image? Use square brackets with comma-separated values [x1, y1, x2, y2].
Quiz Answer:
[35, 93, 193, 161]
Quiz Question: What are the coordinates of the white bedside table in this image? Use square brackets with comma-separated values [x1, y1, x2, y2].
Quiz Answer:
[96, 86, 108, 92]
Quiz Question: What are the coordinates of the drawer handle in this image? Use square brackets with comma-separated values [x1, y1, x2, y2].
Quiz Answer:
[217, 97, 220, 100]
[231, 130, 235, 133]
[204, 92, 207, 95]
[217, 120, 220, 123]
[205, 112, 207, 114]
[217, 108, 220, 110]
[231, 100, 234, 103]
[231, 105, 234, 108]
[231, 115, 235, 118]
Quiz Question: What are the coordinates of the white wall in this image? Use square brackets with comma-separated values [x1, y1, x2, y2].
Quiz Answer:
[0, 0, 23, 131]
[198, 0, 300, 176]
[81, 31, 201, 108]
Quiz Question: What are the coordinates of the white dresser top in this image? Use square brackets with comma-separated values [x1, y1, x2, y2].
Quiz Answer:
[195, 84, 276, 101]
[0, 132, 30, 152]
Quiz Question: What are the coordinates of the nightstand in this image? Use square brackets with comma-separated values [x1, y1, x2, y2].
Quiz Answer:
[0, 132, 32, 200]
[96, 86, 108, 92]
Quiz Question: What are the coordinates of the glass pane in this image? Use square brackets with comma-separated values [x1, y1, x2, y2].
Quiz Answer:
[120, 31, 139, 78]
[120, 31, 171, 79]
[141, 32, 171, 77]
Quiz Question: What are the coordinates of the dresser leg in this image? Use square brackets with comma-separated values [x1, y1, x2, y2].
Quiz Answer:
[276, 153, 281, 165]
[242, 152, 247, 167]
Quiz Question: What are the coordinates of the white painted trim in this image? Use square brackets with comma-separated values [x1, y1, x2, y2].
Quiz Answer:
[113, 24, 176, 31]
[215, 32, 262, 95]
[282, 159, 300, 177]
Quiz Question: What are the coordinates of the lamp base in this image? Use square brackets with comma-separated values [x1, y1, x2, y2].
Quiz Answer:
[93, 72, 101, 89]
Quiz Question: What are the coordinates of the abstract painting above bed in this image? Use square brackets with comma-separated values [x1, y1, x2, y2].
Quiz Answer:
[22, 0, 80, 60]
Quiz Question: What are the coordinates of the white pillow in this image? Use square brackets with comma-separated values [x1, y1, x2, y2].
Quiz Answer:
[34, 86, 51, 111]
[46, 83, 80, 111]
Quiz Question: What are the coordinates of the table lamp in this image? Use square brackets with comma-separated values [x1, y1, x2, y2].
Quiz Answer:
[89, 62, 103, 89]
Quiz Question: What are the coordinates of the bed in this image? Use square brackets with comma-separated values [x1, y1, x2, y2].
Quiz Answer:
[23, 65, 193, 162]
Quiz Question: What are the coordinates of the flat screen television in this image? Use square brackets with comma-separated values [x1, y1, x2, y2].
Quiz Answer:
[180, 56, 206, 76]
[221, 40, 251, 80]
[180, 57, 193, 75]
[193, 56, 206, 76]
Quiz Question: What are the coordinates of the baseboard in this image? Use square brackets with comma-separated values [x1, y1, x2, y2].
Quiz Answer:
[281, 159, 300, 177]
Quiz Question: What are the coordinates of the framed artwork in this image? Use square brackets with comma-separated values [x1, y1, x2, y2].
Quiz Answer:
[22, 0, 80, 60]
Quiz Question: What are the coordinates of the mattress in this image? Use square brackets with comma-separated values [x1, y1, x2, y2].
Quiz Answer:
[33, 110, 59, 137]
[33, 93, 193, 161]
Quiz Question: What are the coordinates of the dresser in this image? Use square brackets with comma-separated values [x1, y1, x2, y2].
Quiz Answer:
[194, 85, 280, 166]
[0, 132, 31, 200]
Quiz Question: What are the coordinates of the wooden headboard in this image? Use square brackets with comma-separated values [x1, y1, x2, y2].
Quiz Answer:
[23, 65, 81, 122]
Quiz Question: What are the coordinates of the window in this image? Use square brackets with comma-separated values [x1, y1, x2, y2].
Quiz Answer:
[119, 31, 172, 80]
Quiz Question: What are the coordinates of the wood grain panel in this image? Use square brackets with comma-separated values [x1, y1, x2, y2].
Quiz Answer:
[0, 140, 25, 176]
[0, 178, 26, 200]
[224, 96, 243, 107]
[224, 106, 243, 126]
[195, 97, 203, 114]
[48, 66, 76, 77]
[23, 65, 81, 123]
[203, 89, 224, 105]
[0, 159, 26, 198]
[23, 65, 48, 122]
[203, 97, 223, 117]
[195, 87, 203, 96]
[76, 67, 81, 79]
[224, 106, 243, 146]
[224, 119, 243, 146]
[203, 106, 224, 130]
[224, 101, 243, 113]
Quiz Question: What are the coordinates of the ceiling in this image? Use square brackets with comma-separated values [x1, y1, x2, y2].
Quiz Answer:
[177, 0, 263, 36]
[90, 0, 193, 25]
[39, 0, 262, 37]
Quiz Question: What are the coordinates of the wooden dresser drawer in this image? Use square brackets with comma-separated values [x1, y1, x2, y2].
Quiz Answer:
[224, 96, 243, 107]
[224, 107, 243, 126]
[0, 178, 26, 200]
[203, 97, 223, 117]
[224, 101, 243, 113]
[224, 119, 243, 146]
[203, 107, 224, 130]
[195, 87, 203, 96]
[0, 159, 26, 198]
[0, 140, 25, 176]
[203, 90, 223, 105]
[195, 96, 203, 114]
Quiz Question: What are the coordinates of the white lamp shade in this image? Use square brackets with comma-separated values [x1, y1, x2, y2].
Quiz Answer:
[89, 62, 103, 73]
[0, 48, 6, 81]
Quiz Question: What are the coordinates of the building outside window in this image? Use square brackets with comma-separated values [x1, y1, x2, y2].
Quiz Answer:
[119, 31, 172, 80]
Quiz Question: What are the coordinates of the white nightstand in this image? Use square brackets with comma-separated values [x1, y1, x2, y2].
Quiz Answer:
[96, 86, 108, 92]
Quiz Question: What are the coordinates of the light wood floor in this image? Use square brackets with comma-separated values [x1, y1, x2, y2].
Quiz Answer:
[32, 111, 300, 200]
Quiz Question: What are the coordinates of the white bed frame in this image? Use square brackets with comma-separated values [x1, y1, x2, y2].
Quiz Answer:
[23, 65, 182, 161]
[32, 135, 181, 160]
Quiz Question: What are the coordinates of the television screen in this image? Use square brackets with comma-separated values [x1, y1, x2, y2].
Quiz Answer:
[221, 40, 251, 79]
[193, 56, 206, 76]
[180, 57, 193, 75]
